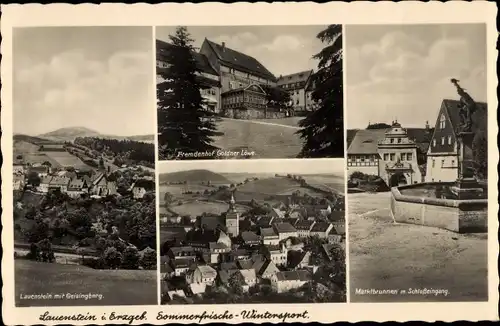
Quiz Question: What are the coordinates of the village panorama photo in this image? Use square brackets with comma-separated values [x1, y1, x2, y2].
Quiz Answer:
[155, 25, 344, 160]
[345, 23, 488, 303]
[12, 26, 158, 306]
[158, 159, 346, 304]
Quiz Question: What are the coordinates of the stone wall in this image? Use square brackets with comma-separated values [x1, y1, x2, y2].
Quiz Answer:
[390, 183, 487, 233]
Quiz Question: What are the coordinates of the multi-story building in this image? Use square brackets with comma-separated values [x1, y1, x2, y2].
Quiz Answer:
[156, 39, 222, 113]
[270, 270, 311, 293]
[425, 99, 487, 182]
[200, 39, 276, 93]
[276, 70, 313, 113]
[220, 84, 268, 119]
[347, 121, 430, 187]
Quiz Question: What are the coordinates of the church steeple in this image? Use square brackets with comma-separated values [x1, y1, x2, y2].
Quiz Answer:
[229, 193, 236, 211]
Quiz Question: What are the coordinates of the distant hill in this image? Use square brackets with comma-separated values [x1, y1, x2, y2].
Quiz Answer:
[38, 127, 154, 143]
[159, 169, 233, 184]
[13, 134, 54, 144]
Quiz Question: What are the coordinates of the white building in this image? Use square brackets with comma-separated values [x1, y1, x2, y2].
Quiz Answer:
[271, 270, 311, 293]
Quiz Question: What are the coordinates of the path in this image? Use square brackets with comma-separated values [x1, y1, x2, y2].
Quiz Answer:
[348, 192, 488, 302]
[221, 118, 301, 129]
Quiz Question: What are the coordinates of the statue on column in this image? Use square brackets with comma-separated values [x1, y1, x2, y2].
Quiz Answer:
[450, 78, 476, 132]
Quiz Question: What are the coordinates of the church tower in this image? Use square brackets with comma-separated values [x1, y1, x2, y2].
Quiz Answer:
[225, 193, 239, 237]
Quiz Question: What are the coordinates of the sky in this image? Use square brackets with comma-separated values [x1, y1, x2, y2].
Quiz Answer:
[159, 159, 344, 177]
[346, 24, 487, 129]
[13, 26, 154, 136]
[156, 25, 327, 77]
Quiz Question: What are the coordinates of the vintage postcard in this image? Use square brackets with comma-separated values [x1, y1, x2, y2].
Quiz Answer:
[1, 2, 498, 325]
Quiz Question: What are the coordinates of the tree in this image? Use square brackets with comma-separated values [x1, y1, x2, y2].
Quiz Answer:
[139, 247, 157, 270]
[157, 26, 218, 160]
[103, 246, 122, 269]
[121, 246, 140, 269]
[27, 172, 41, 186]
[99, 157, 105, 169]
[228, 271, 245, 295]
[261, 85, 291, 110]
[37, 238, 55, 263]
[296, 25, 343, 158]
[366, 122, 391, 129]
[472, 129, 487, 180]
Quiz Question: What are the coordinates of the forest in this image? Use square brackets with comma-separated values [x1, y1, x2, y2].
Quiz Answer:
[73, 137, 154, 168]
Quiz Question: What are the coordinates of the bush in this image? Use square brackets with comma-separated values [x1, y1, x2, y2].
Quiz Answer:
[121, 246, 140, 269]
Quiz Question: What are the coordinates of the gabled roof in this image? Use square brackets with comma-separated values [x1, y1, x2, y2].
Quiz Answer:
[259, 260, 280, 276]
[68, 178, 85, 190]
[49, 176, 71, 186]
[273, 222, 297, 234]
[275, 270, 311, 282]
[441, 99, 487, 134]
[277, 70, 313, 88]
[295, 220, 315, 231]
[40, 176, 52, 184]
[311, 222, 332, 233]
[260, 227, 278, 238]
[239, 269, 257, 283]
[288, 251, 311, 269]
[132, 179, 155, 191]
[332, 222, 345, 235]
[156, 39, 219, 77]
[220, 261, 239, 271]
[196, 265, 217, 278]
[204, 39, 276, 81]
[347, 129, 387, 155]
[241, 231, 260, 243]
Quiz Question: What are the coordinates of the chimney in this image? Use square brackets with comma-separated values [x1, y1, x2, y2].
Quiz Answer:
[425, 120, 430, 130]
[221, 42, 226, 52]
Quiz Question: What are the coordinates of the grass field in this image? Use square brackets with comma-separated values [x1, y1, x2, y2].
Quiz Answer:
[169, 200, 248, 217]
[214, 118, 303, 158]
[15, 260, 157, 306]
[349, 192, 488, 302]
[236, 177, 300, 194]
[160, 184, 215, 197]
[44, 151, 90, 169]
[303, 175, 345, 193]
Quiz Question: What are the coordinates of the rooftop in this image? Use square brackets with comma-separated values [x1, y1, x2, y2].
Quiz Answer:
[276, 270, 311, 282]
[273, 222, 297, 234]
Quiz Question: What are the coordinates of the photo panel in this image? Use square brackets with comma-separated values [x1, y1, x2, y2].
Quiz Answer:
[12, 26, 158, 306]
[157, 159, 346, 304]
[155, 25, 344, 160]
[345, 23, 488, 302]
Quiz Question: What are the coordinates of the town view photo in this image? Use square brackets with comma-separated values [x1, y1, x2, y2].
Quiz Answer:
[156, 25, 344, 160]
[158, 159, 346, 304]
[12, 26, 158, 306]
[345, 24, 488, 302]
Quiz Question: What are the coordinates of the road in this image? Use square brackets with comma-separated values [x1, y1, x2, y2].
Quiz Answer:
[348, 192, 488, 302]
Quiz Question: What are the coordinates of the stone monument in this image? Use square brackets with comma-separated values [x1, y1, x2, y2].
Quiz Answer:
[449, 79, 484, 199]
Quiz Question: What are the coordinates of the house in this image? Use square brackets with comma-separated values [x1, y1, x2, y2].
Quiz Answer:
[240, 231, 260, 246]
[230, 248, 252, 261]
[260, 227, 279, 245]
[239, 269, 258, 291]
[188, 283, 207, 296]
[208, 242, 231, 264]
[271, 208, 286, 219]
[170, 257, 195, 276]
[161, 215, 182, 224]
[310, 222, 334, 239]
[220, 84, 269, 119]
[186, 228, 232, 252]
[295, 220, 316, 238]
[270, 270, 312, 293]
[217, 269, 240, 287]
[160, 256, 174, 279]
[29, 165, 50, 177]
[167, 289, 186, 301]
[37, 176, 52, 193]
[200, 38, 276, 94]
[327, 233, 343, 244]
[48, 176, 70, 192]
[130, 179, 155, 199]
[288, 250, 312, 270]
[66, 178, 89, 198]
[186, 265, 218, 286]
[332, 221, 345, 237]
[13, 164, 25, 174]
[272, 222, 298, 241]
[13, 174, 25, 191]
[167, 246, 197, 261]
[425, 99, 487, 182]
[262, 243, 288, 266]
[236, 254, 267, 272]
[277, 70, 314, 113]
[156, 39, 222, 113]
[258, 260, 280, 280]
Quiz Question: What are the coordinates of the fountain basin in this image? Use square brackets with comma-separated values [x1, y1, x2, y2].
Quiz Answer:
[390, 182, 487, 233]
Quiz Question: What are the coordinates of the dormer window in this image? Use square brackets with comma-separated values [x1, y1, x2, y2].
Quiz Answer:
[439, 114, 446, 129]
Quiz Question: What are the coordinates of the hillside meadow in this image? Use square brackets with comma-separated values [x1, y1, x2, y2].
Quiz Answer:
[15, 259, 157, 306]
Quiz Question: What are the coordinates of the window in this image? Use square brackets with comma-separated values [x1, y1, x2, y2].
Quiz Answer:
[390, 153, 395, 161]
[451, 160, 455, 167]
[390, 138, 394, 144]
[439, 114, 446, 129]
[441, 159, 445, 168]
[384, 153, 389, 161]
[401, 153, 406, 161]
[360, 156, 365, 162]
[441, 137, 445, 145]
[448, 135, 452, 145]
[397, 138, 402, 143]
[407, 153, 412, 161]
